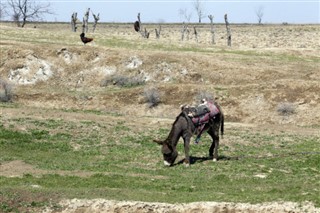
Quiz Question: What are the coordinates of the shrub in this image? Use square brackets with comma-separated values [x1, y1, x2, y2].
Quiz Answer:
[143, 87, 161, 108]
[0, 79, 13, 102]
[100, 75, 144, 87]
[277, 102, 295, 116]
[195, 91, 214, 103]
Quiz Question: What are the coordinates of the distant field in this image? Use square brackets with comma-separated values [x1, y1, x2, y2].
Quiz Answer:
[0, 22, 319, 212]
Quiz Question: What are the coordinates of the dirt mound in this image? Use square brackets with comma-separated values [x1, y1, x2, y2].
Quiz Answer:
[47, 199, 319, 213]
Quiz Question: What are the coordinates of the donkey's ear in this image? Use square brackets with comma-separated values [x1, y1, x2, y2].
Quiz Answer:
[180, 104, 187, 111]
[153, 139, 164, 145]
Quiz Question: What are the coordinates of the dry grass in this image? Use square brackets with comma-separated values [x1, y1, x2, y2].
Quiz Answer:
[0, 22, 319, 126]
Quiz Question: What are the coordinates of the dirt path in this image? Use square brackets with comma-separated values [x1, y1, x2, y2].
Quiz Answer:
[44, 199, 319, 213]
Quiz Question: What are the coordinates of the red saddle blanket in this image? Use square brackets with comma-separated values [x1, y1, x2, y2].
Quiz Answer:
[191, 102, 220, 126]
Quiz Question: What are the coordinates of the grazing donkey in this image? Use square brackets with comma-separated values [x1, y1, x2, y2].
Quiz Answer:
[154, 102, 224, 166]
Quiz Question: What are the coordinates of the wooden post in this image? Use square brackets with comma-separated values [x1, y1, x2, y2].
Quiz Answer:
[92, 12, 99, 33]
[208, 15, 215, 44]
[224, 14, 231, 47]
[71, 12, 77, 32]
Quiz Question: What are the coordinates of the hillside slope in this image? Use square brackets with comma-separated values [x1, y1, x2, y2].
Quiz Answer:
[1, 23, 319, 126]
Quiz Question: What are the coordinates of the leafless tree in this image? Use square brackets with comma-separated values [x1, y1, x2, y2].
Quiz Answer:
[193, 0, 206, 23]
[92, 11, 100, 33]
[7, 0, 53, 27]
[181, 23, 190, 41]
[0, 3, 8, 20]
[255, 5, 264, 24]
[82, 8, 90, 33]
[179, 8, 192, 23]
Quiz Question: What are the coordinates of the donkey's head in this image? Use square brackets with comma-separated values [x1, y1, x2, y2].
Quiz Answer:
[153, 139, 178, 166]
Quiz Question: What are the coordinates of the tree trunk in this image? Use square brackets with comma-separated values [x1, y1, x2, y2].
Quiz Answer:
[155, 25, 161, 39]
[137, 13, 149, 38]
[92, 12, 99, 33]
[208, 15, 215, 44]
[71, 12, 77, 32]
[224, 14, 231, 47]
[181, 23, 188, 41]
[193, 26, 198, 43]
[83, 8, 90, 33]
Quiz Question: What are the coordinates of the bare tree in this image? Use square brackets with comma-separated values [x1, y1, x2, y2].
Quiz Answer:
[7, 0, 53, 27]
[255, 5, 264, 24]
[92, 11, 100, 33]
[181, 23, 190, 41]
[193, 0, 206, 23]
[0, 3, 8, 20]
[179, 8, 191, 41]
[82, 8, 90, 33]
[179, 8, 192, 23]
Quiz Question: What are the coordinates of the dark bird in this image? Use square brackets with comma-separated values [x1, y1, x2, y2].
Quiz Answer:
[80, 33, 93, 45]
[134, 21, 140, 32]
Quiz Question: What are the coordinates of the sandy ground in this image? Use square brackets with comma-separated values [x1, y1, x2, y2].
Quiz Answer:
[43, 199, 319, 213]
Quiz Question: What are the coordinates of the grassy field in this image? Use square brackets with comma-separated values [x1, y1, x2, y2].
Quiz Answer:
[0, 22, 319, 212]
[1, 103, 319, 212]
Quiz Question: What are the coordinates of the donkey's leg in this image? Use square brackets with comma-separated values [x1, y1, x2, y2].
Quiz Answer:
[208, 124, 220, 161]
[183, 136, 191, 166]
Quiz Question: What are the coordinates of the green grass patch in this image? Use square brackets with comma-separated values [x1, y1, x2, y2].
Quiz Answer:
[1, 116, 319, 211]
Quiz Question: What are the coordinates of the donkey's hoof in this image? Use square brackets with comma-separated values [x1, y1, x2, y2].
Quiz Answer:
[184, 163, 190, 167]
[164, 161, 171, 166]
[213, 158, 217, 162]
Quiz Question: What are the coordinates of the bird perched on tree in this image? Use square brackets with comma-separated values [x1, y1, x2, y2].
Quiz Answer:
[134, 21, 140, 32]
[80, 33, 93, 45]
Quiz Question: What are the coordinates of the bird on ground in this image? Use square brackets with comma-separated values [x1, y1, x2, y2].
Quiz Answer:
[80, 33, 93, 45]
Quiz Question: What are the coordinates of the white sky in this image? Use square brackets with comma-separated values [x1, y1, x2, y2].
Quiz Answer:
[3, 0, 320, 23]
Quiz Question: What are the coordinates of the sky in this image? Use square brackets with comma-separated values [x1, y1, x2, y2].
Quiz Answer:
[3, 0, 320, 24]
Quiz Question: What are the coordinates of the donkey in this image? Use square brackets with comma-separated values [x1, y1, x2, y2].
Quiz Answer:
[154, 102, 224, 166]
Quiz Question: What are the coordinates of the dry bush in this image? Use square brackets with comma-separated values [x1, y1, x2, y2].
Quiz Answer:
[195, 91, 214, 103]
[100, 75, 145, 87]
[277, 102, 295, 116]
[0, 79, 13, 102]
[143, 87, 161, 108]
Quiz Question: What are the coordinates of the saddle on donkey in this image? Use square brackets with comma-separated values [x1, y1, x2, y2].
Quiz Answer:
[186, 99, 220, 144]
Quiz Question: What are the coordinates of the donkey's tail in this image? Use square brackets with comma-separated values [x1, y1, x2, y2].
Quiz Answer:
[220, 112, 224, 139]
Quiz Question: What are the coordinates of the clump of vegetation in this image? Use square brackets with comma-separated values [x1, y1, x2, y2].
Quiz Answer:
[277, 102, 295, 116]
[100, 75, 145, 87]
[0, 79, 13, 102]
[195, 90, 214, 102]
[143, 87, 161, 108]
